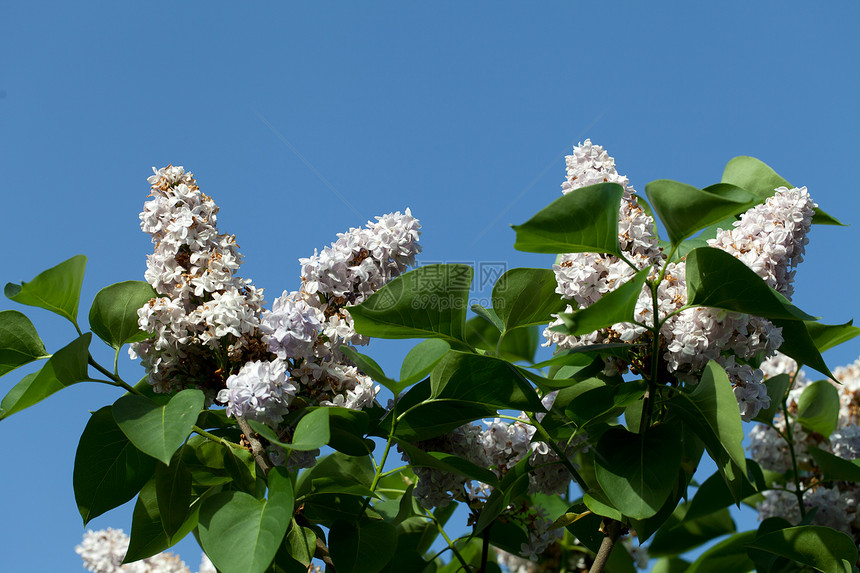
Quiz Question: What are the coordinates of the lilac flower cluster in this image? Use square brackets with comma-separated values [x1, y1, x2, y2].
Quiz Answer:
[131, 166, 266, 394]
[543, 141, 816, 421]
[131, 166, 421, 470]
[75, 528, 197, 573]
[749, 354, 860, 538]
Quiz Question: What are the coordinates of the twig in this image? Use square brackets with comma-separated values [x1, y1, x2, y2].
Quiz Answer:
[589, 519, 623, 573]
[314, 537, 337, 572]
[235, 416, 273, 477]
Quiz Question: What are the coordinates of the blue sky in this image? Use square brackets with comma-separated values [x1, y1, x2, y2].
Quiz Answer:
[1, 2, 858, 571]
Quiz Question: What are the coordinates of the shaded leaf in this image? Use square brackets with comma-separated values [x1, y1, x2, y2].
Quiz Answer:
[808, 446, 860, 482]
[198, 470, 294, 573]
[155, 456, 192, 537]
[593, 424, 682, 520]
[124, 478, 204, 562]
[329, 518, 398, 573]
[74, 406, 157, 524]
[753, 373, 791, 424]
[747, 525, 857, 573]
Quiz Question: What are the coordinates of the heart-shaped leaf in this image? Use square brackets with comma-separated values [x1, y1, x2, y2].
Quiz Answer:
[74, 406, 157, 524]
[112, 389, 205, 464]
[329, 518, 398, 573]
[199, 468, 294, 573]
[594, 424, 682, 519]
[89, 281, 156, 349]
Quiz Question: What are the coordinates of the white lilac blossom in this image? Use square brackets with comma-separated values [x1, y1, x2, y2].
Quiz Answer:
[405, 423, 488, 509]
[749, 354, 860, 544]
[719, 355, 770, 422]
[830, 426, 860, 460]
[76, 528, 190, 573]
[216, 359, 296, 425]
[708, 186, 815, 298]
[544, 142, 816, 423]
[260, 291, 323, 360]
[403, 393, 577, 511]
[131, 166, 266, 394]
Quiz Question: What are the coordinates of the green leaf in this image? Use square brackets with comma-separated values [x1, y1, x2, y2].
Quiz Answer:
[549, 266, 650, 337]
[329, 518, 398, 573]
[685, 530, 756, 573]
[796, 380, 839, 437]
[286, 522, 317, 567]
[746, 525, 858, 573]
[112, 389, 205, 464]
[74, 406, 157, 524]
[339, 346, 397, 393]
[772, 318, 835, 380]
[348, 264, 473, 342]
[89, 281, 157, 349]
[685, 470, 757, 523]
[0, 310, 49, 377]
[394, 398, 497, 442]
[685, 247, 817, 321]
[124, 477, 205, 562]
[805, 320, 860, 353]
[808, 446, 860, 482]
[0, 333, 91, 420]
[199, 469, 294, 573]
[395, 439, 499, 487]
[648, 504, 736, 557]
[4, 255, 87, 326]
[295, 451, 374, 499]
[471, 304, 504, 332]
[669, 361, 747, 501]
[327, 408, 373, 456]
[652, 557, 691, 573]
[465, 315, 539, 363]
[721, 156, 843, 226]
[399, 339, 451, 388]
[512, 182, 624, 255]
[249, 408, 331, 452]
[155, 456, 192, 537]
[753, 373, 791, 424]
[644, 180, 758, 246]
[475, 456, 532, 533]
[593, 424, 682, 520]
[491, 268, 568, 330]
[430, 350, 544, 412]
